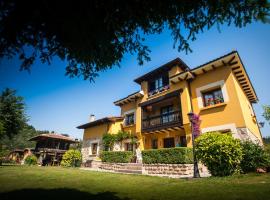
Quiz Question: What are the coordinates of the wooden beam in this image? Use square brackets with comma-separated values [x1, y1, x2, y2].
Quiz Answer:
[222, 60, 227, 66]
[238, 78, 246, 82]
[178, 77, 183, 81]
[231, 66, 240, 70]
[240, 81, 248, 85]
[183, 73, 189, 80]
[211, 64, 217, 70]
[228, 55, 236, 64]
[236, 75, 244, 78]
[202, 68, 207, 74]
[171, 80, 176, 84]
[234, 70, 243, 75]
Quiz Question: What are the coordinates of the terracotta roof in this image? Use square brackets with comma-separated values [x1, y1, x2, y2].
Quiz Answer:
[134, 58, 189, 84]
[29, 134, 77, 143]
[77, 116, 124, 129]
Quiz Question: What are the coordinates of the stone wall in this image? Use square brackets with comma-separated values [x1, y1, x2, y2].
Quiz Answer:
[142, 163, 209, 178]
[86, 162, 210, 178]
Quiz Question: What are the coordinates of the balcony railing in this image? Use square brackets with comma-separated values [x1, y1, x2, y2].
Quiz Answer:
[142, 111, 182, 132]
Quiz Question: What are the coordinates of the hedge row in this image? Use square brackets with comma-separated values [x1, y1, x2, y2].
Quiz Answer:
[100, 151, 134, 163]
[142, 147, 193, 164]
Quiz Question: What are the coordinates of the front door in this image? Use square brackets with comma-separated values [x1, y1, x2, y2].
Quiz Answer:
[163, 137, 175, 148]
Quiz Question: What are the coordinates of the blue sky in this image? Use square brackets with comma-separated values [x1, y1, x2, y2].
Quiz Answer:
[0, 22, 270, 139]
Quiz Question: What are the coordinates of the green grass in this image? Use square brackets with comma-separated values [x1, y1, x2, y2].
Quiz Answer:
[0, 166, 270, 200]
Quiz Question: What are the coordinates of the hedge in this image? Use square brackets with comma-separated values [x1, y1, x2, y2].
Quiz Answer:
[100, 151, 134, 163]
[142, 147, 193, 164]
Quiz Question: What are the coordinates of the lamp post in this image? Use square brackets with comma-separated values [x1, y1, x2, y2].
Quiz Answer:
[187, 112, 200, 178]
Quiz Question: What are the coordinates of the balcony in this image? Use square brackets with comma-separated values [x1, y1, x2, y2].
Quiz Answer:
[142, 110, 182, 132]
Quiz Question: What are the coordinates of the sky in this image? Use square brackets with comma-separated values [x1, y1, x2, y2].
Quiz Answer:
[0, 22, 270, 139]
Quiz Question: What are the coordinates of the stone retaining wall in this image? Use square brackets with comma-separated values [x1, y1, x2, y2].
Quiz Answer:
[142, 163, 210, 178]
[84, 162, 211, 178]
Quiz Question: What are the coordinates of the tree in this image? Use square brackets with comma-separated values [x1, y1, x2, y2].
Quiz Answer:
[263, 105, 270, 124]
[0, 88, 27, 139]
[0, 1, 269, 81]
[1, 125, 40, 151]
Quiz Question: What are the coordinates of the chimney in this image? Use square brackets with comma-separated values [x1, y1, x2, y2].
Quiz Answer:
[89, 114, 96, 122]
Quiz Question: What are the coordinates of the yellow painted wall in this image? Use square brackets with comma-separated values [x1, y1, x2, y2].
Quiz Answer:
[190, 66, 246, 129]
[83, 124, 109, 140]
[108, 120, 123, 134]
[232, 74, 262, 141]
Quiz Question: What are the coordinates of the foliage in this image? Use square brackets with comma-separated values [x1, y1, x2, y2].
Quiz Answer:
[240, 140, 269, 173]
[60, 150, 82, 167]
[115, 131, 130, 142]
[1, 125, 41, 151]
[102, 131, 135, 151]
[102, 134, 117, 151]
[195, 132, 243, 176]
[0, 88, 27, 139]
[69, 139, 82, 151]
[0, 1, 269, 81]
[263, 105, 270, 124]
[191, 113, 201, 138]
[24, 155, 38, 165]
[100, 151, 134, 163]
[142, 147, 193, 164]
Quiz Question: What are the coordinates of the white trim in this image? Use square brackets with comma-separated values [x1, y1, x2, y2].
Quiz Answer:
[201, 123, 237, 134]
[87, 138, 101, 156]
[196, 80, 229, 109]
[123, 109, 136, 125]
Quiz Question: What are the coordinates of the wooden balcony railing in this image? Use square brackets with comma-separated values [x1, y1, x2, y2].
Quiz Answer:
[142, 111, 182, 132]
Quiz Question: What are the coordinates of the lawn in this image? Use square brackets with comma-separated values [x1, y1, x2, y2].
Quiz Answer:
[0, 166, 270, 200]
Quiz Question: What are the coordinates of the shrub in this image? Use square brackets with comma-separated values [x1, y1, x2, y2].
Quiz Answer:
[100, 151, 134, 163]
[240, 140, 270, 173]
[102, 134, 117, 151]
[24, 155, 38, 165]
[195, 132, 243, 176]
[61, 149, 82, 167]
[142, 147, 193, 164]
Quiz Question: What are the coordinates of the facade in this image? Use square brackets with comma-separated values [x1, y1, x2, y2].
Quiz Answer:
[29, 133, 77, 165]
[78, 51, 262, 163]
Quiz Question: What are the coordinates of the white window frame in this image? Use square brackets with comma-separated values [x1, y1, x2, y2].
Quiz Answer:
[196, 80, 229, 109]
[123, 109, 136, 125]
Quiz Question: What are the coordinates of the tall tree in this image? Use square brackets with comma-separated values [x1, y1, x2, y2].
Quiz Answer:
[0, 88, 27, 139]
[0, 1, 269, 81]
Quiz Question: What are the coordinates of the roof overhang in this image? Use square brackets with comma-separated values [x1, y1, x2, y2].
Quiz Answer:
[77, 116, 124, 129]
[169, 51, 258, 103]
[134, 58, 189, 84]
[114, 91, 144, 106]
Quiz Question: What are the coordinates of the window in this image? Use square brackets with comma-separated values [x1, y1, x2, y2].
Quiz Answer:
[148, 76, 169, 95]
[91, 143, 98, 155]
[180, 136, 187, 147]
[202, 88, 224, 107]
[163, 137, 175, 148]
[152, 139, 158, 149]
[125, 113, 135, 126]
[125, 143, 133, 151]
[161, 105, 174, 123]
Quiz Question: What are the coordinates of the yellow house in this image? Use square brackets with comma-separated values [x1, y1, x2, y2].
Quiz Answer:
[77, 51, 262, 163]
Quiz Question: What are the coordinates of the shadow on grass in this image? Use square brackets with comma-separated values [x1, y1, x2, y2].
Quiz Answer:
[0, 188, 130, 200]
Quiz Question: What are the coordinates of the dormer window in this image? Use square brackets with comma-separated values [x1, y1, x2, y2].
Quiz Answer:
[148, 75, 169, 96]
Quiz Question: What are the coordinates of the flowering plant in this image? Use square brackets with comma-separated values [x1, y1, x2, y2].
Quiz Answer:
[191, 113, 201, 138]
